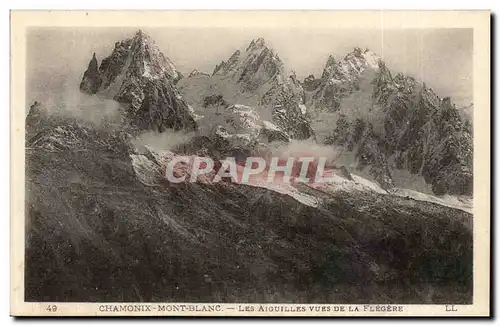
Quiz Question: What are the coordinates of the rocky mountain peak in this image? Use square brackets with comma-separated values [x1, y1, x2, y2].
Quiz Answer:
[79, 31, 197, 132]
[212, 50, 241, 75]
[182, 37, 314, 142]
[80, 52, 103, 94]
[325, 54, 336, 67]
[321, 55, 337, 78]
[135, 29, 146, 39]
[246, 37, 267, 52]
[310, 49, 382, 111]
[342, 47, 380, 71]
[212, 37, 285, 93]
[371, 59, 395, 104]
[133, 30, 181, 82]
[90, 53, 98, 69]
[324, 52, 472, 195]
[320, 48, 380, 88]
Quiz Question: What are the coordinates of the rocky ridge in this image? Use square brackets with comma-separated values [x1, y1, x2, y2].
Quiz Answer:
[183, 38, 315, 141]
[25, 30, 473, 303]
[309, 49, 473, 195]
[307, 47, 380, 112]
[80, 30, 197, 133]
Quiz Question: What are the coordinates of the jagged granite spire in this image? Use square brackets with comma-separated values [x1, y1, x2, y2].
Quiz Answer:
[196, 37, 314, 141]
[310, 49, 381, 111]
[246, 37, 266, 52]
[321, 55, 337, 79]
[212, 38, 285, 91]
[79, 30, 197, 132]
[80, 53, 102, 94]
[326, 54, 336, 66]
[316, 47, 473, 195]
[322, 54, 336, 78]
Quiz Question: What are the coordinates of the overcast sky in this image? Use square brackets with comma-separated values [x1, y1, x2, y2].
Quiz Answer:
[27, 27, 472, 107]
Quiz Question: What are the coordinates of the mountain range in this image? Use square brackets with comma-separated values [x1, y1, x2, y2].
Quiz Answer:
[176, 37, 472, 196]
[25, 30, 473, 303]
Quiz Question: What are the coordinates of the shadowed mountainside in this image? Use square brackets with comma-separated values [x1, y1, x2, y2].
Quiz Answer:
[304, 48, 473, 196]
[25, 104, 472, 303]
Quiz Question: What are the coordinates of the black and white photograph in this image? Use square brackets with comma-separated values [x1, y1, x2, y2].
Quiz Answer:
[10, 10, 490, 317]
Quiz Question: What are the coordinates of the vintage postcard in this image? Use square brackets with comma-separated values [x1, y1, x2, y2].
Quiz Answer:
[10, 10, 490, 316]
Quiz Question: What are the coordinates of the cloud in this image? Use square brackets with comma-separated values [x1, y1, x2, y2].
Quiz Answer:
[132, 129, 197, 152]
[29, 88, 123, 127]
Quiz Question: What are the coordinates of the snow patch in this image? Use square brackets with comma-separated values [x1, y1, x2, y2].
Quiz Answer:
[247, 179, 320, 208]
[130, 154, 162, 186]
[304, 168, 471, 213]
[390, 188, 472, 213]
[142, 61, 152, 78]
[262, 120, 281, 131]
[362, 51, 380, 69]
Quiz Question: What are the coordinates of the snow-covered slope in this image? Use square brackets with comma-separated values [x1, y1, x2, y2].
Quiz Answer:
[204, 104, 290, 149]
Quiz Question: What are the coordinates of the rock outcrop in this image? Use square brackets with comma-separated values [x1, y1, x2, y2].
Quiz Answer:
[210, 104, 290, 151]
[80, 53, 102, 94]
[79, 30, 197, 132]
[188, 69, 210, 78]
[205, 38, 315, 141]
[213, 38, 285, 92]
[318, 50, 473, 195]
[308, 47, 380, 111]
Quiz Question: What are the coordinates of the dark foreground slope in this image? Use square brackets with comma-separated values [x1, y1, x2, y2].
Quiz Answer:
[25, 111, 472, 304]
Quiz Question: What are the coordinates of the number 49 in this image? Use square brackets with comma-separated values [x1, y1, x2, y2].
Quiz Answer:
[46, 305, 58, 312]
